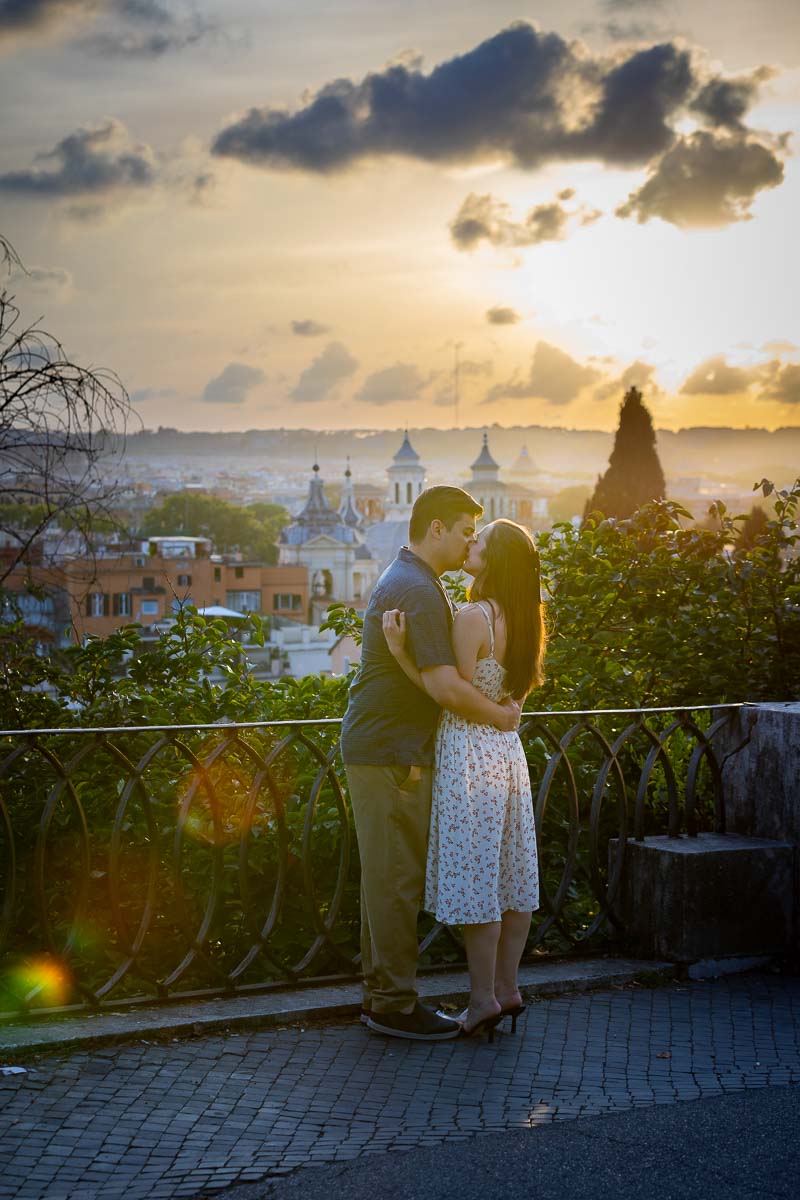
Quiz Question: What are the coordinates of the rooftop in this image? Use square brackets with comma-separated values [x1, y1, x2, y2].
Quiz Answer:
[392, 431, 421, 463]
[471, 431, 500, 472]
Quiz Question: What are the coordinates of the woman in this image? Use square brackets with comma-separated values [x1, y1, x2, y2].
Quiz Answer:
[382, 518, 545, 1039]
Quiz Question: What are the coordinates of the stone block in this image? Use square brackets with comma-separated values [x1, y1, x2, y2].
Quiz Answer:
[718, 704, 800, 844]
[716, 703, 800, 955]
[609, 833, 795, 962]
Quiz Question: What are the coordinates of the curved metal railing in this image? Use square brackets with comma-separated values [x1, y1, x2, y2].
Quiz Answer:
[0, 703, 757, 1017]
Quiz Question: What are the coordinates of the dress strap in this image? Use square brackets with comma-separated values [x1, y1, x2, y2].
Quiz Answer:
[475, 601, 495, 656]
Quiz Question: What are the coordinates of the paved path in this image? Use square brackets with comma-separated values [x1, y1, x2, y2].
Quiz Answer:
[1, 973, 798, 1200]
[0, 957, 676, 1056]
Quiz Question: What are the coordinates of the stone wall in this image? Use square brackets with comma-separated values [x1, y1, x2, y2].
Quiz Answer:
[718, 702, 800, 957]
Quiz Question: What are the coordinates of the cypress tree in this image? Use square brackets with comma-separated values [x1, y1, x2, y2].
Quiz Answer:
[586, 386, 666, 520]
[737, 505, 769, 550]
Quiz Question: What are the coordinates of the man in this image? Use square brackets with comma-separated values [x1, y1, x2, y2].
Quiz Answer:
[341, 486, 521, 1041]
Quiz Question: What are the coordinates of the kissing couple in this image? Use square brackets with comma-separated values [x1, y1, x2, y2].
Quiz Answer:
[341, 485, 545, 1041]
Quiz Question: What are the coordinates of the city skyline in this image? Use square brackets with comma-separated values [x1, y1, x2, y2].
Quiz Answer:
[1, 0, 798, 433]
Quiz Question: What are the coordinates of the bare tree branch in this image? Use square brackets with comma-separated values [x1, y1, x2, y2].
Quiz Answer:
[0, 235, 23, 276]
[0, 234, 136, 588]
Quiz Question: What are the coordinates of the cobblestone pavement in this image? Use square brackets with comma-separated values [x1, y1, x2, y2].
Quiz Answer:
[1, 974, 799, 1200]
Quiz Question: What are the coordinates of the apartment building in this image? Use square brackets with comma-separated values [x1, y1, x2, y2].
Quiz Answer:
[4, 535, 309, 645]
[67, 537, 309, 640]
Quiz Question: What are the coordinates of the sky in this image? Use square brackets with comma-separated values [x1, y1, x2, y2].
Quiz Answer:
[0, 0, 798, 433]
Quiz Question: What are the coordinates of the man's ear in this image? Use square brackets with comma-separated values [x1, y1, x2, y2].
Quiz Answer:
[429, 518, 444, 540]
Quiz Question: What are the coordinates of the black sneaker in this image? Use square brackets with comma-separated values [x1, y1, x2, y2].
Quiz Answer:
[366, 1002, 460, 1041]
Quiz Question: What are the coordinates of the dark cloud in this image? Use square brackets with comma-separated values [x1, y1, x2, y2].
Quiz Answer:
[484, 341, 601, 406]
[202, 362, 265, 405]
[617, 131, 784, 228]
[79, 25, 207, 56]
[0, 0, 215, 55]
[690, 68, 775, 131]
[596, 21, 666, 42]
[582, 0, 671, 42]
[451, 189, 601, 251]
[62, 200, 108, 222]
[79, 7, 214, 57]
[291, 319, 330, 338]
[116, 0, 168, 19]
[601, 0, 669, 10]
[211, 24, 788, 230]
[486, 306, 521, 326]
[680, 355, 760, 395]
[595, 359, 661, 402]
[762, 362, 800, 406]
[210, 23, 731, 176]
[290, 341, 358, 403]
[0, 119, 157, 199]
[131, 385, 177, 404]
[0, 0, 95, 36]
[189, 172, 215, 205]
[451, 193, 566, 250]
[587, 41, 696, 165]
[355, 363, 426, 406]
[678, 353, 800, 403]
[11, 263, 72, 293]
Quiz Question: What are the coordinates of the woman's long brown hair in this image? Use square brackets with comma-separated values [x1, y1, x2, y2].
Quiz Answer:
[468, 518, 546, 701]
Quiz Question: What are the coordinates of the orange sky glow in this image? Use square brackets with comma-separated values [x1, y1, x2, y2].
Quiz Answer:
[1, 1, 798, 432]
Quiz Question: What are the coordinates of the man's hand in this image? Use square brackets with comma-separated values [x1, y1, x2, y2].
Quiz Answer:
[382, 609, 407, 658]
[498, 696, 522, 732]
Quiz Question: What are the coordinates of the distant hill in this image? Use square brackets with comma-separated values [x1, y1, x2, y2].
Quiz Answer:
[122, 424, 800, 489]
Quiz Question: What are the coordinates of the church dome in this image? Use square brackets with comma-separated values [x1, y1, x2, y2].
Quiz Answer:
[511, 444, 537, 474]
[279, 464, 365, 547]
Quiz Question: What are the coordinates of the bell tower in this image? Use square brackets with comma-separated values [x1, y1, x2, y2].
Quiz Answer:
[385, 430, 427, 519]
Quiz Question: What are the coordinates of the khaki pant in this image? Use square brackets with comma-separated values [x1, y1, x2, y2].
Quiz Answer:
[345, 763, 433, 1014]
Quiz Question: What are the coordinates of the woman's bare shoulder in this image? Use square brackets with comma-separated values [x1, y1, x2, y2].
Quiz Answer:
[454, 602, 487, 623]
[453, 604, 491, 650]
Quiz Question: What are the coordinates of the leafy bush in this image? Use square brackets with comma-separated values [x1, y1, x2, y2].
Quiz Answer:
[538, 482, 800, 710]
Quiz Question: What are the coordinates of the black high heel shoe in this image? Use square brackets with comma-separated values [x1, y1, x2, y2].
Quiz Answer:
[459, 1014, 503, 1043]
[500, 1004, 526, 1034]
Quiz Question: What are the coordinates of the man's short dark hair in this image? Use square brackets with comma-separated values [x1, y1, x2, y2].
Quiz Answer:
[409, 486, 483, 542]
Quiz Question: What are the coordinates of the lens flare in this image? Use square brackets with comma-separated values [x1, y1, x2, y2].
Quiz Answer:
[179, 760, 254, 846]
[7, 955, 73, 1006]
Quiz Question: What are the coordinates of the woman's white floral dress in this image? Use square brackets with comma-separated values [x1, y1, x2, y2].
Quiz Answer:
[425, 602, 540, 924]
